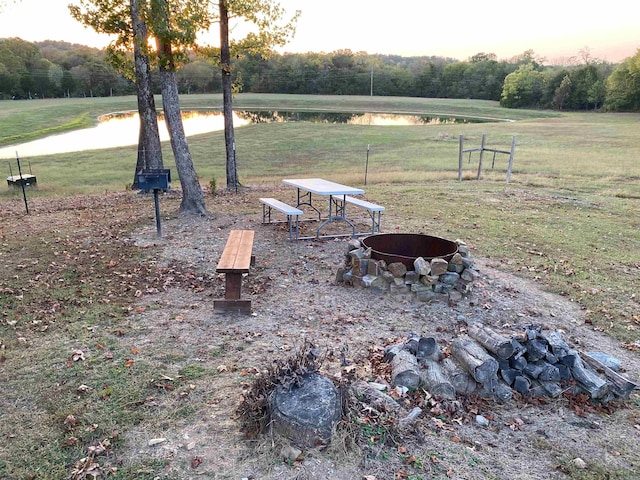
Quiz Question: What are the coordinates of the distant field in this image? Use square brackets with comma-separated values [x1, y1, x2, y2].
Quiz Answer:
[0, 93, 634, 198]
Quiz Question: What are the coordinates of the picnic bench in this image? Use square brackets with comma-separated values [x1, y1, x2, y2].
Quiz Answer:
[259, 197, 303, 240]
[343, 196, 385, 234]
[214, 230, 255, 314]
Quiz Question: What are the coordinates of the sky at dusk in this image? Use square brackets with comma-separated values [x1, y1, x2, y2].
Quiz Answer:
[0, 0, 638, 64]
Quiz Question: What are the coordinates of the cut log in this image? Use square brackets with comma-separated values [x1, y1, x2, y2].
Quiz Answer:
[538, 379, 563, 398]
[390, 349, 421, 390]
[493, 381, 513, 403]
[441, 357, 477, 395]
[513, 375, 531, 396]
[511, 339, 527, 360]
[543, 331, 571, 359]
[384, 344, 403, 361]
[525, 339, 548, 362]
[581, 351, 639, 399]
[523, 362, 545, 379]
[416, 336, 443, 361]
[404, 333, 421, 356]
[509, 355, 527, 371]
[565, 350, 609, 399]
[468, 323, 515, 359]
[478, 378, 512, 403]
[451, 336, 499, 384]
[419, 359, 456, 399]
[351, 381, 403, 413]
[500, 368, 520, 386]
[537, 362, 561, 382]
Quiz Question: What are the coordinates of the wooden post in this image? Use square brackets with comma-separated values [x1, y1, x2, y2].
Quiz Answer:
[506, 136, 516, 183]
[476, 134, 486, 180]
[458, 135, 464, 181]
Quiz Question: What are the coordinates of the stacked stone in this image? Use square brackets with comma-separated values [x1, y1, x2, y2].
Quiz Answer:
[336, 238, 479, 302]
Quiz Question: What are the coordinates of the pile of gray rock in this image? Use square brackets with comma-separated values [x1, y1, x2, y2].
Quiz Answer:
[336, 238, 478, 302]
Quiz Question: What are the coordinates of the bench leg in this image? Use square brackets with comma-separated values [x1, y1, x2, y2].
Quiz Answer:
[367, 210, 382, 234]
[214, 272, 251, 314]
[262, 204, 272, 224]
[286, 214, 300, 241]
[224, 272, 242, 299]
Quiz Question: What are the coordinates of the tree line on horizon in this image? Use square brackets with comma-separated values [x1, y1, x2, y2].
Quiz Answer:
[1, 37, 639, 111]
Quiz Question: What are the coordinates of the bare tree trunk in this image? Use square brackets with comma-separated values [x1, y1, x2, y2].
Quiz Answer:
[130, 0, 163, 189]
[219, 0, 239, 190]
[157, 39, 207, 215]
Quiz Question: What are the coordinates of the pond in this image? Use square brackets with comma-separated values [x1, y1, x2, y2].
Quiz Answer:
[0, 110, 489, 159]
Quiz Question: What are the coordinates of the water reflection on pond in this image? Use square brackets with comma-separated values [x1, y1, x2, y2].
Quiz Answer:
[0, 110, 485, 158]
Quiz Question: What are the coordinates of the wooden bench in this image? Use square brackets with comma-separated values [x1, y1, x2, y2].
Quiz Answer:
[214, 230, 255, 314]
[344, 196, 385, 234]
[259, 197, 304, 240]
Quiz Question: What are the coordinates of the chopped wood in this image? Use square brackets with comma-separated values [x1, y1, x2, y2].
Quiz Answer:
[468, 323, 514, 359]
[451, 336, 499, 385]
[538, 362, 561, 382]
[441, 357, 477, 395]
[398, 407, 423, 429]
[390, 349, 421, 390]
[543, 331, 571, 359]
[417, 336, 444, 361]
[564, 350, 609, 399]
[351, 381, 403, 413]
[537, 379, 563, 398]
[493, 381, 513, 403]
[581, 350, 639, 399]
[419, 359, 456, 399]
[513, 376, 531, 396]
[509, 356, 527, 371]
[523, 362, 545, 379]
[525, 339, 548, 362]
[500, 368, 519, 386]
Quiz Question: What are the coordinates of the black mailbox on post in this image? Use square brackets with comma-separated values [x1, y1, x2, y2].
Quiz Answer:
[137, 168, 171, 191]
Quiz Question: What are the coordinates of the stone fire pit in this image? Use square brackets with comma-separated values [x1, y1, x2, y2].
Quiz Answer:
[336, 234, 478, 302]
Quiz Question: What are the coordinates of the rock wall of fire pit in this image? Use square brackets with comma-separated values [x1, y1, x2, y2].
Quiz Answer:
[336, 237, 478, 302]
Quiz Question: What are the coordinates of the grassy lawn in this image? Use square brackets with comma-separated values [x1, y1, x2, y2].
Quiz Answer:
[0, 94, 638, 479]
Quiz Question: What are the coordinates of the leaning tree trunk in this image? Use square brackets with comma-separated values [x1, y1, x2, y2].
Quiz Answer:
[219, 0, 239, 191]
[130, 0, 163, 189]
[157, 41, 207, 215]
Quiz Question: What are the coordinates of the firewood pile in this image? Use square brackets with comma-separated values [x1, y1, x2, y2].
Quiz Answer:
[385, 323, 639, 404]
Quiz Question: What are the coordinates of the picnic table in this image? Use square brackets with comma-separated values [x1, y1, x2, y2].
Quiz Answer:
[282, 178, 383, 238]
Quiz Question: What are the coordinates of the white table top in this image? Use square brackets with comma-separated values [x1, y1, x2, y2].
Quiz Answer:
[283, 178, 364, 195]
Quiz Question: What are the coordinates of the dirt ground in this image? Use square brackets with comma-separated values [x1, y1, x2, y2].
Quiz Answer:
[121, 192, 640, 480]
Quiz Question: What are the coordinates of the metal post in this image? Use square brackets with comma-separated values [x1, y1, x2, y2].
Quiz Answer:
[16, 155, 29, 214]
[458, 136, 464, 182]
[153, 189, 162, 237]
[506, 136, 517, 183]
[365, 144, 370, 185]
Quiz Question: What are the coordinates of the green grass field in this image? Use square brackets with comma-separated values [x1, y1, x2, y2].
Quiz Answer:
[0, 94, 639, 479]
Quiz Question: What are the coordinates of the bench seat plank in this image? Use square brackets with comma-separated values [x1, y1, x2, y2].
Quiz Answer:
[214, 229, 255, 314]
[259, 198, 303, 216]
[344, 196, 385, 211]
[259, 198, 303, 240]
[216, 230, 255, 273]
[343, 196, 384, 234]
